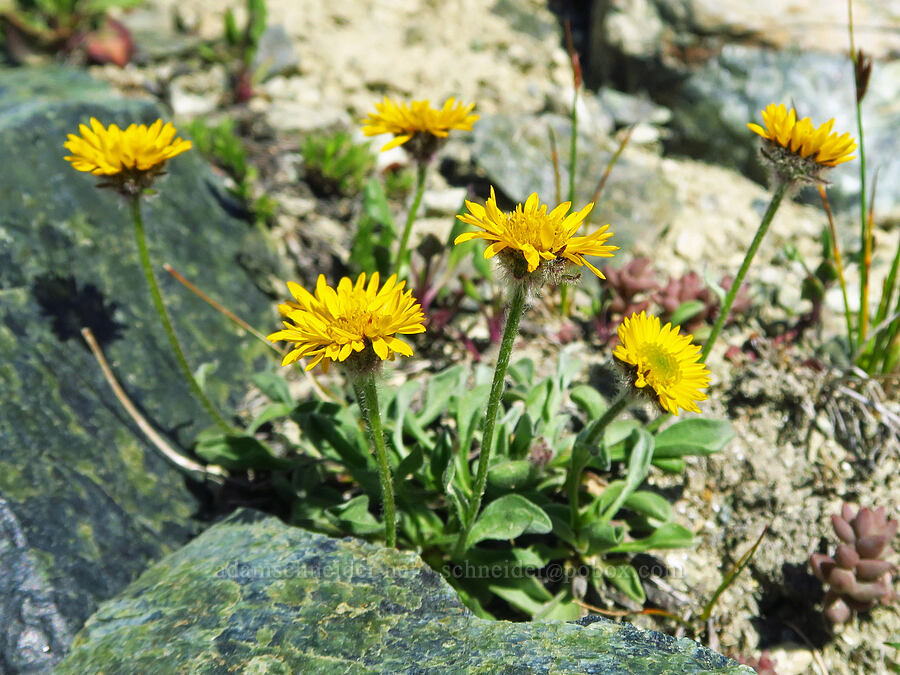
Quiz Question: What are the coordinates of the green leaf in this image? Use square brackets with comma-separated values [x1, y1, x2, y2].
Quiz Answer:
[487, 459, 533, 491]
[472, 244, 493, 279]
[251, 372, 293, 404]
[524, 378, 553, 422]
[534, 590, 583, 621]
[223, 8, 239, 45]
[83, 0, 145, 13]
[598, 429, 653, 524]
[606, 522, 695, 553]
[651, 457, 686, 473]
[394, 444, 424, 484]
[669, 300, 706, 328]
[488, 577, 553, 616]
[507, 358, 535, 388]
[428, 431, 453, 489]
[194, 430, 293, 471]
[247, 0, 268, 45]
[324, 495, 382, 536]
[624, 491, 673, 523]
[467, 494, 552, 547]
[390, 380, 421, 456]
[350, 178, 396, 275]
[604, 419, 642, 462]
[463, 546, 549, 570]
[447, 483, 468, 529]
[399, 504, 445, 546]
[247, 401, 294, 434]
[544, 503, 577, 548]
[291, 401, 379, 495]
[582, 521, 625, 555]
[654, 418, 734, 458]
[570, 384, 607, 420]
[419, 365, 466, 426]
[505, 412, 532, 459]
[600, 561, 646, 604]
[573, 419, 611, 473]
[457, 383, 491, 457]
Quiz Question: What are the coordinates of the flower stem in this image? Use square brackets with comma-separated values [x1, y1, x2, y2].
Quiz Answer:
[817, 185, 855, 353]
[130, 197, 232, 432]
[559, 82, 580, 317]
[582, 390, 632, 448]
[452, 281, 528, 557]
[353, 373, 396, 548]
[701, 181, 789, 361]
[568, 390, 631, 529]
[396, 161, 427, 279]
[848, 0, 871, 347]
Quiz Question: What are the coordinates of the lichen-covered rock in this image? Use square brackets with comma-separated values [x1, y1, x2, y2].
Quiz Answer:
[0, 66, 277, 672]
[59, 510, 752, 674]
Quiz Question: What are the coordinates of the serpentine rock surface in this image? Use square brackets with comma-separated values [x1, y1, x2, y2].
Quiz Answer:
[0, 66, 276, 673]
[59, 510, 751, 674]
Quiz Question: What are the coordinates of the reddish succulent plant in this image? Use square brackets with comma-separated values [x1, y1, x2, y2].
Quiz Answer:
[653, 272, 751, 334]
[602, 257, 659, 317]
[732, 650, 779, 675]
[809, 504, 897, 624]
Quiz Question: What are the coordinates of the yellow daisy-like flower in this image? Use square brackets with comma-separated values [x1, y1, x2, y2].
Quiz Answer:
[454, 187, 617, 281]
[64, 117, 192, 175]
[268, 272, 426, 373]
[613, 311, 711, 416]
[747, 104, 856, 176]
[361, 97, 478, 156]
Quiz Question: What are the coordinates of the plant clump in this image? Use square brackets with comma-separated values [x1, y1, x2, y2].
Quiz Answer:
[300, 130, 376, 198]
[809, 504, 897, 624]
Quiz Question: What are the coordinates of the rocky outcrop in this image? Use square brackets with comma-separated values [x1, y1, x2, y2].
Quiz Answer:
[0, 66, 276, 672]
[59, 510, 752, 674]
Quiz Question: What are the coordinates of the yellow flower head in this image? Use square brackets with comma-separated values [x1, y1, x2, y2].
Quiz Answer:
[613, 311, 711, 416]
[268, 272, 426, 373]
[747, 104, 856, 181]
[361, 97, 478, 158]
[454, 187, 617, 282]
[64, 117, 192, 194]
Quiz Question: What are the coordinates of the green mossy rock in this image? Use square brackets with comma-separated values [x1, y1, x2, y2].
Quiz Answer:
[59, 510, 752, 674]
[0, 66, 277, 672]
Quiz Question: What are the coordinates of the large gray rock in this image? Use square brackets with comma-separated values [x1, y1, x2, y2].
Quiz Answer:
[470, 113, 677, 251]
[660, 45, 899, 217]
[58, 510, 752, 674]
[0, 66, 276, 672]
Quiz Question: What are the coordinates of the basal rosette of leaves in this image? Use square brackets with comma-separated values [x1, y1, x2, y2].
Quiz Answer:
[203, 347, 732, 619]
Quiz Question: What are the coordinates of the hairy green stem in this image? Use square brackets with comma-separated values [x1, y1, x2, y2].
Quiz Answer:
[701, 181, 789, 361]
[848, 0, 870, 347]
[353, 373, 396, 548]
[131, 197, 231, 432]
[559, 85, 580, 317]
[396, 162, 427, 279]
[568, 390, 631, 529]
[453, 282, 528, 557]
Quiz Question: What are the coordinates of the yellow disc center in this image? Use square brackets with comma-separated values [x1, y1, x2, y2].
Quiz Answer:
[643, 343, 681, 386]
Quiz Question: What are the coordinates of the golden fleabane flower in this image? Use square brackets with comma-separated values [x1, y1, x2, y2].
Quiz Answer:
[63, 117, 192, 195]
[454, 187, 617, 283]
[747, 104, 856, 183]
[361, 97, 478, 160]
[268, 272, 426, 373]
[613, 311, 710, 416]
